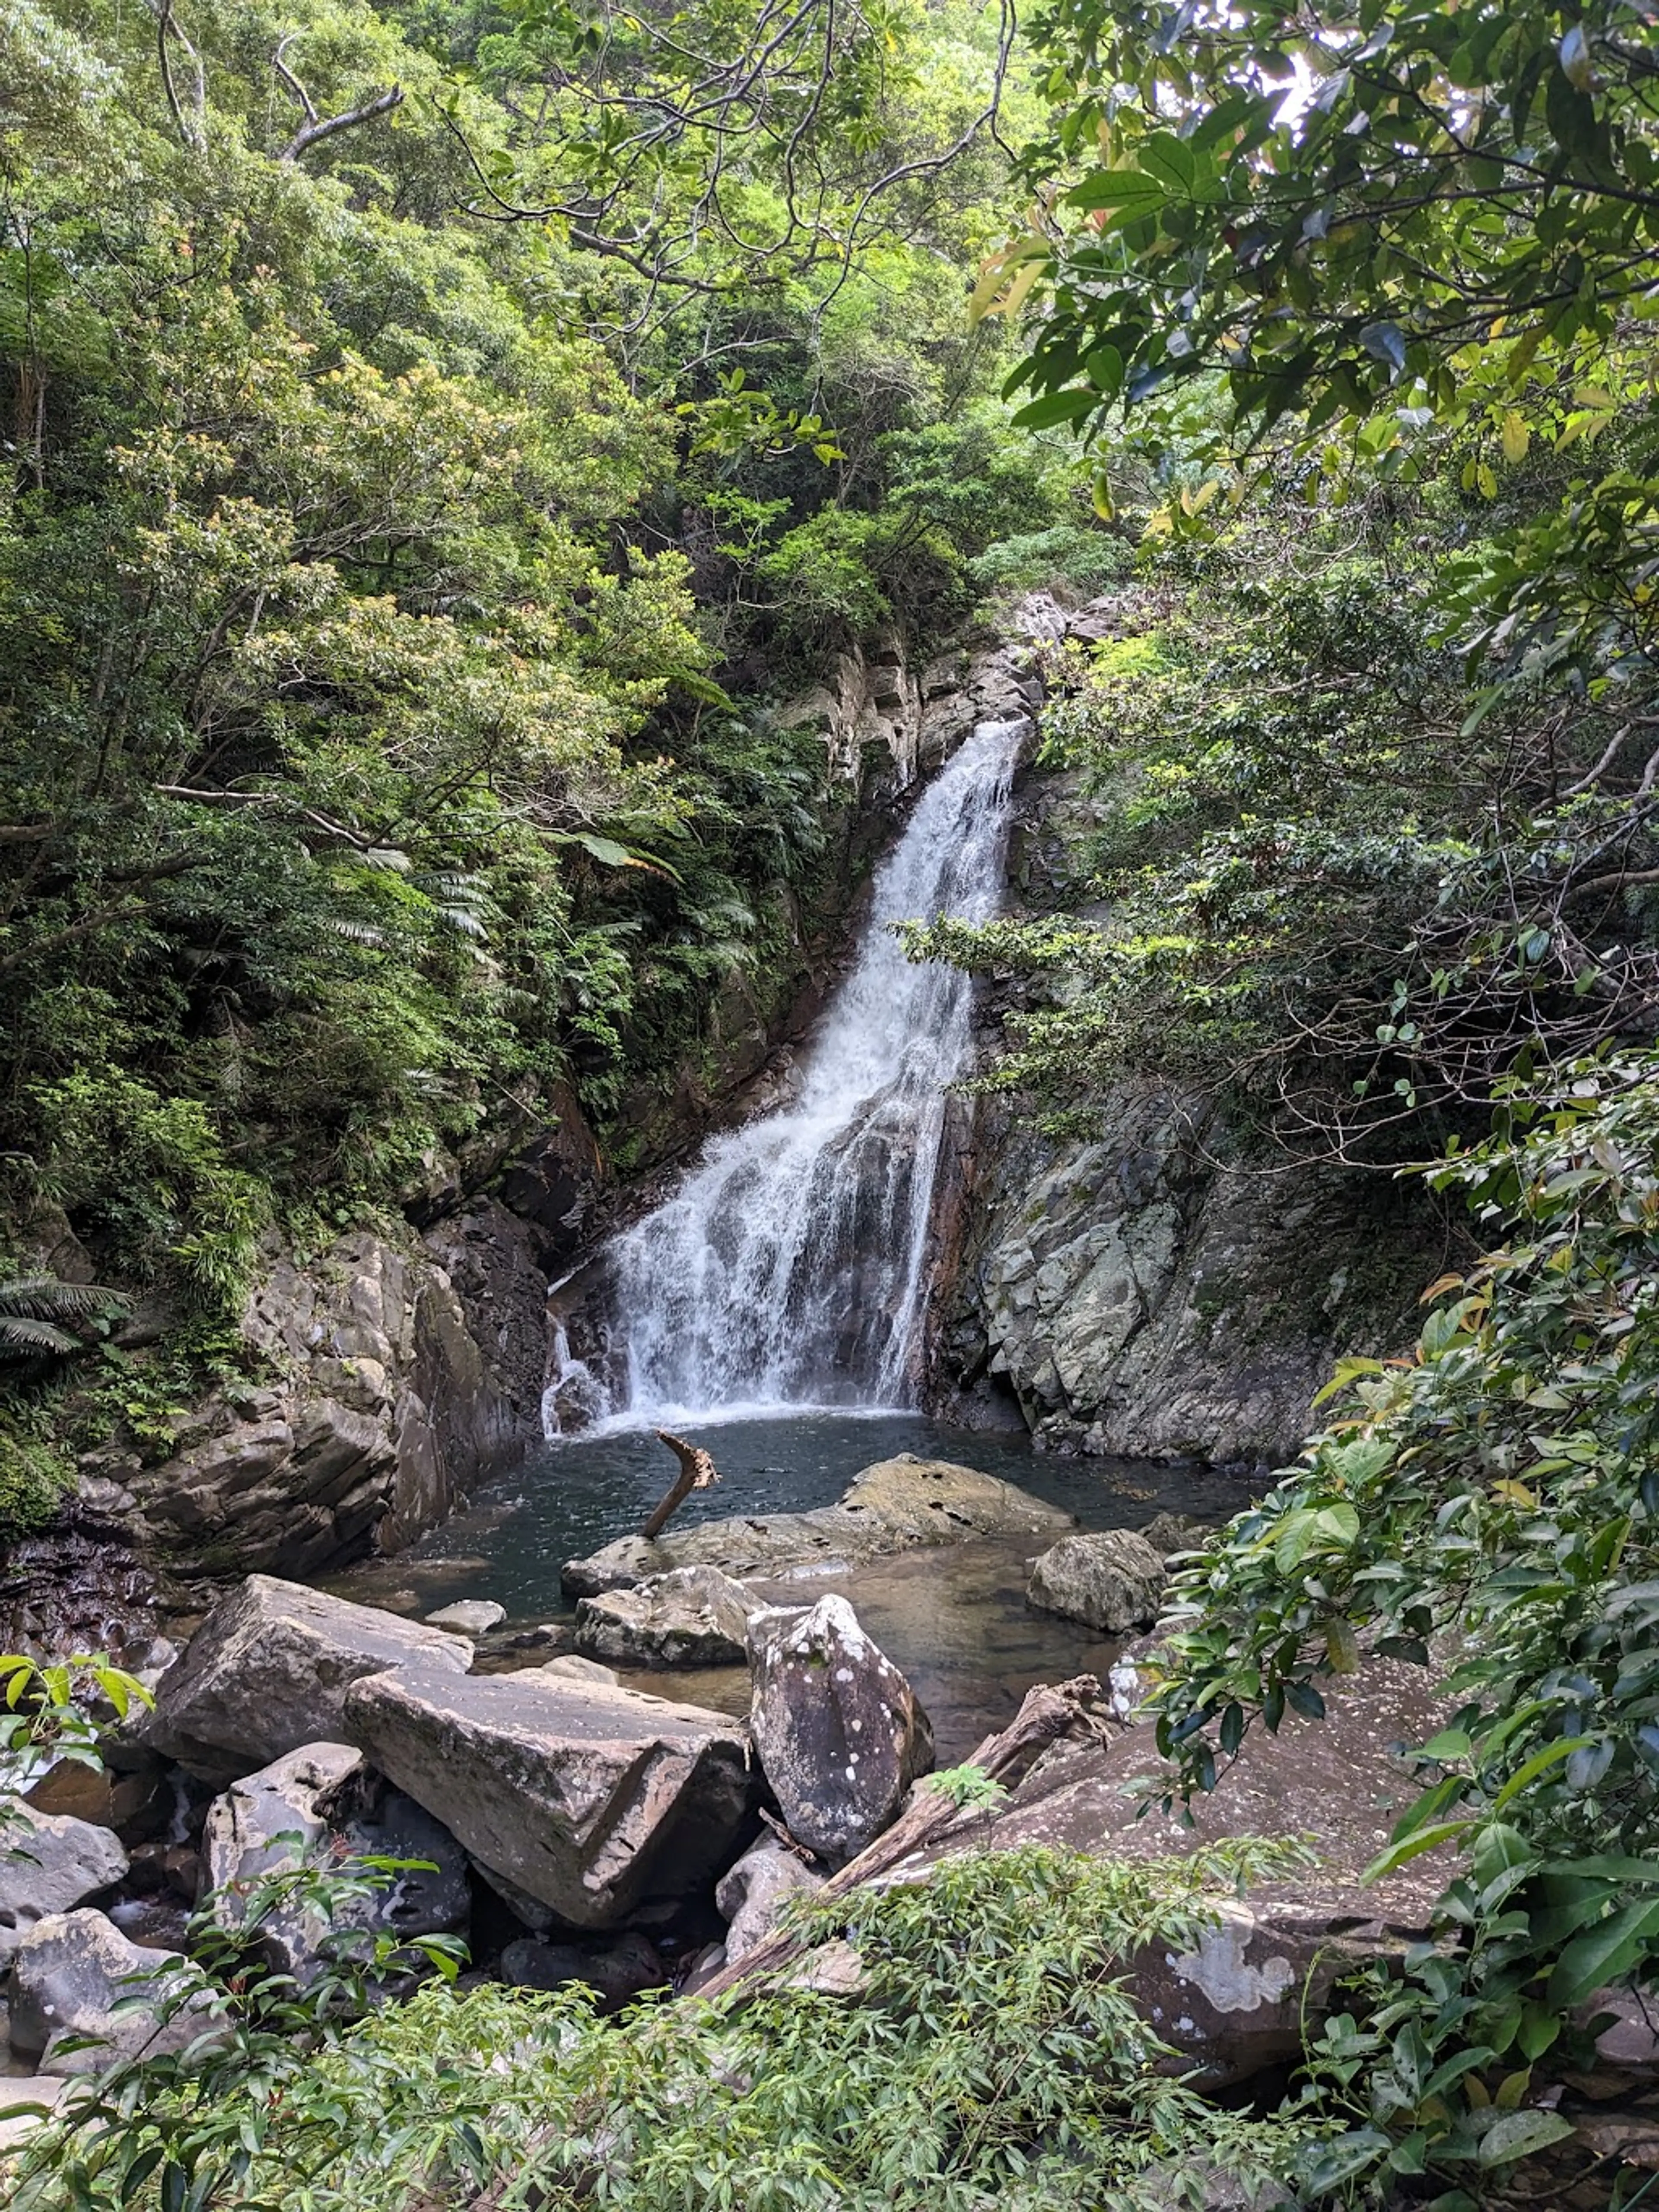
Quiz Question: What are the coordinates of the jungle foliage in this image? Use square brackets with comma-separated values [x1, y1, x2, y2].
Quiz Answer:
[0, 0, 1102, 1514]
[936, 0, 1659, 2192]
[16, 1836, 1303, 2212]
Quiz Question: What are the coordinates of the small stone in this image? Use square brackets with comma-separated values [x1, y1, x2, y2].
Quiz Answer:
[533, 1655, 620, 1686]
[425, 1600, 507, 1636]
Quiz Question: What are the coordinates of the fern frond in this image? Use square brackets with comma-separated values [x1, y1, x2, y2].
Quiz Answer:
[0, 1317, 82, 1356]
[0, 1276, 130, 1321]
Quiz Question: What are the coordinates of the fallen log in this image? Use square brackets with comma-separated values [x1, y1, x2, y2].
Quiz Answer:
[690, 1673, 1108, 2002]
[640, 1429, 720, 1541]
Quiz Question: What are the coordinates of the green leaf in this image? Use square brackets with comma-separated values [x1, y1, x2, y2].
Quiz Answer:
[1548, 1899, 1659, 2007]
[1475, 2107, 1576, 2164]
[1491, 1735, 1593, 1808]
[1010, 388, 1098, 431]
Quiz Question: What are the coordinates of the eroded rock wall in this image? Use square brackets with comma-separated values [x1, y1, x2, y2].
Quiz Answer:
[938, 1088, 1437, 1465]
[931, 597, 1445, 1467]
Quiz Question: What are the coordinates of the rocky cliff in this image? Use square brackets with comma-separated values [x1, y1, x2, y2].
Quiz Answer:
[928, 597, 1442, 1467]
[934, 1087, 1437, 1465]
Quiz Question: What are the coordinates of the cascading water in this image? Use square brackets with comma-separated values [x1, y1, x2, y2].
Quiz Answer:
[553, 716, 1027, 1431]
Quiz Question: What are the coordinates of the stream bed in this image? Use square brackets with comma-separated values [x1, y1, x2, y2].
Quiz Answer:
[334, 1413, 1257, 1761]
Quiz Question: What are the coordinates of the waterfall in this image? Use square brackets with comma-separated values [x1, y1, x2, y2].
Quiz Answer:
[555, 715, 1026, 1430]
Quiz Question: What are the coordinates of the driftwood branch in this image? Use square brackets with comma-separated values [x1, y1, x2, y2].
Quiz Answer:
[691, 1674, 1108, 2003]
[640, 1429, 719, 1540]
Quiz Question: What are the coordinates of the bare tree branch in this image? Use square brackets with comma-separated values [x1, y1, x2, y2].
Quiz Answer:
[272, 33, 403, 164]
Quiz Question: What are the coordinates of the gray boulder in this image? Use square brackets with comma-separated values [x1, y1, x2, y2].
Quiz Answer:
[716, 1835, 823, 1964]
[534, 1655, 620, 1687]
[343, 1660, 755, 1928]
[143, 1575, 473, 1780]
[7, 1908, 222, 2075]
[499, 1930, 666, 2010]
[563, 1453, 1076, 1598]
[425, 1600, 506, 1636]
[575, 1566, 754, 1668]
[748, 1595, 932, 1868]
[200, 1741, 469, 1979]
[1026, 1529, 1167, 1633]
[893, 1655, 1452, 2085]
[0, 1810, 127, 1967]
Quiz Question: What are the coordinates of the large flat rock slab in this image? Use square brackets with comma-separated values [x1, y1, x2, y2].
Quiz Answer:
[897, 1655, 1449, 2084]
[562, 1454, 1077, 1598]
[143, 1575, 473, 1781]
[343, 1661, 756, 1929]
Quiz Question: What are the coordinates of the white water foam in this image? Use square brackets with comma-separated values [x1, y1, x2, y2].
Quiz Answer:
[549, 716, 1026, 1432]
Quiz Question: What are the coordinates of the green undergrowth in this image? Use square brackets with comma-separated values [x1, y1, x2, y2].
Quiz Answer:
[17, 1844, 1307, 2212]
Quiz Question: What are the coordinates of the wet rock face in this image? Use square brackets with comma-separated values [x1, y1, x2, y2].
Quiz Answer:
[1026, 1530, 1167, 1634]
[142, 1574, 472, 1782]
[0, 1811, 127, 1968]
[748, 1595, 933, 1869]
[343, 1660, 756, 1929]
[563, 1453, 1077, 1599]
[107, 1223, 537, 1589]
[6, 1908, 219, 2075]
[939, 1073, 1434, 1469]
[575, 1567, 756, 1669]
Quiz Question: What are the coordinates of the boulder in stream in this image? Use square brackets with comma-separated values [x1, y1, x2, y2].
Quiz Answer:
[1025, 1528, 1168, 1633]
[143, 1575, 473, 1782]
[748, 1595, 933, 1868]
[575, 1566, 755, 1668]
[343, 1661, 755, 1928]
[425, 1599, 506, 1636]
[562, 1453, 1076, 1598]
